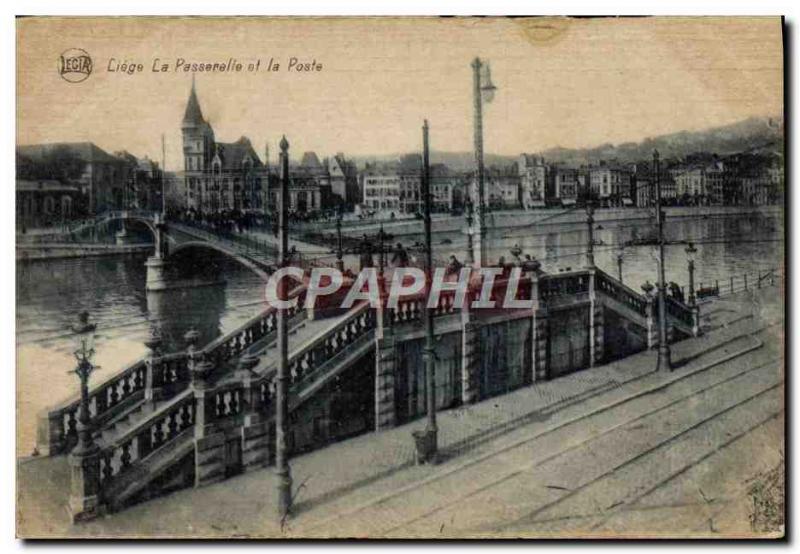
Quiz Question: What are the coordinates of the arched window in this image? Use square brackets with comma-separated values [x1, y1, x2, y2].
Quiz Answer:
[43, 196, 55, 215]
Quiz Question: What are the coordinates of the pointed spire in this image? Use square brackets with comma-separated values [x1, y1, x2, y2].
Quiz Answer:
[182, 75, 205, 128]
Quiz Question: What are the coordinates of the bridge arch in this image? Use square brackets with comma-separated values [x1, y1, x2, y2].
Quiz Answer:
[168, 240, 272, 282]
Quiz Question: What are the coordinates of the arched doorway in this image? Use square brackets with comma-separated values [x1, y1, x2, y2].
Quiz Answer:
[296, 191, 308, 213]
[61, 196, 73, 218]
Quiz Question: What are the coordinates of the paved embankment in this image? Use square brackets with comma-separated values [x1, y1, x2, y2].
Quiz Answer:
[17, 287, 783, 538]
[333, 205, 782, 238]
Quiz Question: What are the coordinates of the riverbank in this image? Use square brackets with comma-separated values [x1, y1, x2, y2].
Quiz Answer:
[16, 286, 784, 538]
[333, 205, 784, 238]
[16, 243, 152, 262]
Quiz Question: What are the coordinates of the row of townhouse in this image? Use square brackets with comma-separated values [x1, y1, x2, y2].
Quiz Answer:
[666, 153, 783, 206]
[16, 141, 166, 226]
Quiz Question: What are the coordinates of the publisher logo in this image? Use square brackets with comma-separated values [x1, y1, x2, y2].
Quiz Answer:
[59, 48, 92, 83]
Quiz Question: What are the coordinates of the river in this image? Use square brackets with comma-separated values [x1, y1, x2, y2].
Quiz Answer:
[15, 211, 784, 454]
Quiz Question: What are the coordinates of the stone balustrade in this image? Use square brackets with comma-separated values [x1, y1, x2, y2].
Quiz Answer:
[37, 285, 307, 457]
[98, 389, 196, 486]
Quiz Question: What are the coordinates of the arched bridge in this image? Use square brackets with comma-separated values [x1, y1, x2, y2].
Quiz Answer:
[93, 210, 281, 289]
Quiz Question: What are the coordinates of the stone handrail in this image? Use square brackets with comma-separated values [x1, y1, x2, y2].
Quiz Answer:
[285, 302, 376, 389]
[664, 295, 695, 329]
[594, 269, 648, 317]
[98, 389, 196, 487]
[538, 270, 590, 300]
[37, 284, 307, 456]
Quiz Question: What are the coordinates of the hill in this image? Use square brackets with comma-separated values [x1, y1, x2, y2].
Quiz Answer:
[352, 115, 783, 170]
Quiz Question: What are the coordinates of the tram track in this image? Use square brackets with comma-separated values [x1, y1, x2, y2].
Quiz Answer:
[303, 325, 777, 535]
[376, 356, 781, 537]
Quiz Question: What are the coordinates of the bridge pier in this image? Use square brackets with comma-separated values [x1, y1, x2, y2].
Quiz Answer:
[145, 256, 171, 292]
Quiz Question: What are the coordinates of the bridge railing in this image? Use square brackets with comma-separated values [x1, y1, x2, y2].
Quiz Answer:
[539, 270, 590, 301]
[663, 295, 695, 329]
[37, 284, 307, 456]
[286, 302, 376, 391]
[594, 269, 648, 317]
[697, 267, 782, 299]
[99, 389, 196, 489]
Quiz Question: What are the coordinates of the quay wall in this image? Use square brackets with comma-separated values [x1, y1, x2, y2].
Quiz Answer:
[336, 205, 783, 238]
[16, 243, 152, 261]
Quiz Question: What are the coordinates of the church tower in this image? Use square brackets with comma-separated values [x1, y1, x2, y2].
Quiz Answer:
[181, 76, 215, 211]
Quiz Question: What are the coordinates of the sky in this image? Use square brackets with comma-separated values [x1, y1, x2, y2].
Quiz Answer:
[17, 16, 783, 171]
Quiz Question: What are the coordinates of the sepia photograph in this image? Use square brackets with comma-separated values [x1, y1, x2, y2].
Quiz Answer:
[13, 14, 786, 539]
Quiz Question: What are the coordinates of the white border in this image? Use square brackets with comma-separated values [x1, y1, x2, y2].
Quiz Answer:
[2, 3, 796, 553]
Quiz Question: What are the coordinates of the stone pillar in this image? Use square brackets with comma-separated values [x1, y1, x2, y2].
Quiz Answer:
[528, 269, 541, 384]
[145, 256, 170, 292]
[375, 330, 397, 431]
[190, 353, 225, 487]
[143, 331, 163, 403]
[115, 217, 136, 245]
[238, 353, 270, 472]
[592, 298, 604, 366]
[68, 447, 102, 522]
[691, 305, 701, 337]
[533, 310, 549, 381]
[461, 290, 480, 404]
[645, 294, 658, 349]
[588, 269, 597, 367]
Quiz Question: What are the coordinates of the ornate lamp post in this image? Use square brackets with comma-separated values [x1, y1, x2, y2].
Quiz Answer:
[412, 119, 438, 464]
[275, 135, 293, 519]
[464, 197, 475, 267]
[686, 241, 697, 306]
[585, 201, 596, 269]
[68, 310, 101, 522]
[71, 311, 98, 456]
[617, 244, 624, 284]
[470, 56, 497, 268]
[653, 150, 671, 370]
[377, 223, 388, 275]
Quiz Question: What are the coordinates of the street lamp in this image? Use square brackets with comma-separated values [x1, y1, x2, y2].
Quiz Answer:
[70, 311, 98, 456]
[617, 244, 624, 284]
[585, 201, 595, 269]
[412, 119, 438, 465]
[686, 241, 697, 306]
[275, 135, 293, 520]
[653, 149, 671, 370]
[464, 197, 475, 267]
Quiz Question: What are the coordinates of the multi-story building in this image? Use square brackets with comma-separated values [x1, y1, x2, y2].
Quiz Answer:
[328, 153, 360, 208]
[360, 156, 422, 216]
[181, 82, 267, 214]
[485, 166, 521, 209]
[518, 154, 549, 208]
[16, 141, 130, 214]
[429, 164, 467, 212]
[549, 166, 580, 206]
[589, 162, 632, 205]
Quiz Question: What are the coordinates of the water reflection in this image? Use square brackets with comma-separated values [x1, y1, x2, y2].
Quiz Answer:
[146, 284, 226, 354]
[428, 213, 784, 293]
